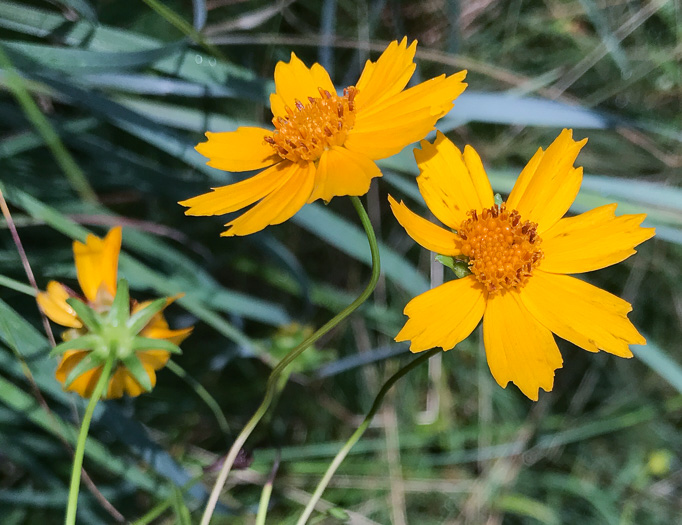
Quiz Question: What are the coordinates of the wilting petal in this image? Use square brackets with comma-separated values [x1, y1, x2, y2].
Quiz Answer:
[37, 281, 82, 328]
[354, 37, 417, 111]
[344, 71, 467, 159]
[308, 146, 382, 203]
[396, 276, 486, 352]
[507, 129, 587, 233]
[388, 195, 460, 255]
[521, 271, 644, 358]
[270, 52, 336, 118]
[541, 204, 655, 274]
[195, 127, 281, 172]
[413, 132, 494, 229]
[221, 161, 316, 236]
[73, 227, 121, 303]
[483, 290, 563, 400]
[180, 161, 291, 217]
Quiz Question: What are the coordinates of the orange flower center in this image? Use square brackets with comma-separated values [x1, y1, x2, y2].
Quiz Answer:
[458, 204, 543, 294]
[265, 86, 358, 163]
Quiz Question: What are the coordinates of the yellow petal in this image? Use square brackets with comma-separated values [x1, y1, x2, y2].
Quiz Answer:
[307, 146, 382, 203]
[354, 38, 417, 111]
[122, 367, 152, 397]
[106, 367, 126, 399]
[541, 204, 655, 274]
[413, 132, 494, 229]
[344, 71, 467, 159]
[388, 195, 460, 256]
[56, 350, 101, 398]
[221, 161, 316, 236]
[180, 161, 291, 217]
[137, 350, 171, 371]
[507, 129, 587, 232]
[37, 281, 82, 328]
[395, 275, 486, 352]
[142, 325, 193, 346]
[520, 270, 644, 358]
[73, 227, 121, 303]
[270, 52, 336, 119]
[483, 290, 563, 401]
[194, 127, 281, 172]
[135, 297, 193, 345]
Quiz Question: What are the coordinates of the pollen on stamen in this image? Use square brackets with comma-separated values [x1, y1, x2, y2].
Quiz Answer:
[457, 203, 543, 293]
[266, 86, 358, 163]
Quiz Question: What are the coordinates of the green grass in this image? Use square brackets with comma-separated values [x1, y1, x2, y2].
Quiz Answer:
[0, 0, 680, 523]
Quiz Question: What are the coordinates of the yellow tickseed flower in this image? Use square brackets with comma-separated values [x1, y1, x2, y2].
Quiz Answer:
[389, 130, 655, 400]
[37, 227, 193, 399]
[180, 38, 467, 237]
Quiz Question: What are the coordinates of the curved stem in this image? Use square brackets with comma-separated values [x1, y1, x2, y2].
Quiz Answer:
[65, 355, 115, 525]
[166, 360, 231, 439]
[200, 196, 381, 525]
[296, 348, 439, 525]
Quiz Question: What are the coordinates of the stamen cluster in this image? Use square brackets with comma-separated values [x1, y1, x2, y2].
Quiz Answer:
[458, 204, 543, 293]
[265, 86, 358, 163]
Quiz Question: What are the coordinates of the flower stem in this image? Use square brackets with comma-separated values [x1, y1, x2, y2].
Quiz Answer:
[200, 196, 381, 525]
[65, 355, 115, 525]
[296, 348, 439, 525]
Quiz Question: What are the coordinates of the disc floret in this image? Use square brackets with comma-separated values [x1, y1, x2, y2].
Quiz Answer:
[265, 86, 358, 163]
[457, 204, 543, 293]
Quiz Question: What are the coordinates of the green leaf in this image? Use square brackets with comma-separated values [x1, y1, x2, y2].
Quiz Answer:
[131, 336, 182, 355]
[48, 334, 100, 357]
[108, 278, 131, 327]
[128, 297, 166, 334]
[121, 353, 153, 392]
[63, 352, 103, 388]
[65, 298, 101, 332]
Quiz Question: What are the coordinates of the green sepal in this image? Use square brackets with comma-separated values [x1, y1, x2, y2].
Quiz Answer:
[108, 278, 130, 327]
[49, 334, 100, 357]
[128, 297, 166, 334]
[121, 353, 153, 392]
[64, 352, 105, 388]
[435, 255, 471, 279]
[452, 260, 472, 279]
[65, 298, 101, 332]
[435, 255, 457, 272]
[131, 336, 182, 355]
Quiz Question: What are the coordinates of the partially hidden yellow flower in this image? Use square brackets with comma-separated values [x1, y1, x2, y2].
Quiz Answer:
[389, 130, 655, 400]
[37, 227, 193, 399]
[180, 38, 467, 236]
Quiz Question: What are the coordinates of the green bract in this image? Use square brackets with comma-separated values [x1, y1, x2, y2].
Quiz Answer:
[49, 279, 182, 390]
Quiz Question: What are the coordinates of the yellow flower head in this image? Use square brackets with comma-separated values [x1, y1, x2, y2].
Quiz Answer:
[37, 227, 193, 399]
[389, 130, 655, 400]
[180, 38, 467, 236]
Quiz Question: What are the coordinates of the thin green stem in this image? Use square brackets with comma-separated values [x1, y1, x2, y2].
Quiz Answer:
[131, 475, 202, 525]
[65, 355, 115, 525]
[296, 348, 440, 525]
[166, 360, 231, 438]
[200, 196, 381, 525]
[255, 456, 280, 525]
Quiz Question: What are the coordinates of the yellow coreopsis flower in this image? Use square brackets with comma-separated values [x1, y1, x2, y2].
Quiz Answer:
[37, 227, 193, 399]
[180, 38, 467, 236]
[389, 130, 655, 400]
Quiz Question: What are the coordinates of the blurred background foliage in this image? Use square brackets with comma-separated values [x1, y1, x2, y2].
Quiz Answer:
[0, 0, 680, 523]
